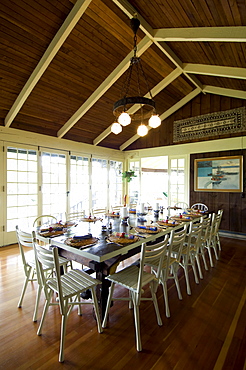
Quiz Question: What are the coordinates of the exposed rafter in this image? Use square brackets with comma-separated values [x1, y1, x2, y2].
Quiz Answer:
[4, 0, 92, 128]
[203, 86, 246, 99]
[183, 64, 246, 79]
[153, 27, 246, 42]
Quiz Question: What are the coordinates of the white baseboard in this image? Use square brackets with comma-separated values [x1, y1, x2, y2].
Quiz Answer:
[219, 230, 246, 240]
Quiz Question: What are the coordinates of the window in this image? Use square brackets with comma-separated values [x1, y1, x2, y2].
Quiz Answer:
[128, 161, 140, 205]
[109, 160, 123, 206]
[70, 155, 89, 214]
[41, 151, 67, 220]
[91, 158, 108, 210]
[6, 147, 38, 231]
[169, 158, 185, 205]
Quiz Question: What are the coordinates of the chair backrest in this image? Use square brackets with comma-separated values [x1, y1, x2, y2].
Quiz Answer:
[111, 205, 123, 213]
[16, 225, 33, 269]
[191, 203, 208, 211]
[170, 223, 189, 261]
[65, 210, 85, 222]
[91, 208, 106, 217]
[33, 215, 57, 227]
[200, 214, 212, 243]
[174, 202, 189, 211]
[32, 232, 55, 289]
[211, 212, 223, 237]
[136, 234, 170, 303]
[186, 221, 203, 252]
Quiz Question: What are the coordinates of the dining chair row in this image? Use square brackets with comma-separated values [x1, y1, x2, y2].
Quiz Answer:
[101, 209, 224, 352]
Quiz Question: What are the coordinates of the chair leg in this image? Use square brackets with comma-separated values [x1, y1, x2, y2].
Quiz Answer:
[59, 307, 68, 363]
[183, 264, 191, 295]
[91, 288, 103, 334]
[33, 284, 42, 322]
[150, 282, 162, 326]
[161, 280, 170, 318]
[200, 247, 208, 271]
[17, 267, 32, 307]
[195, 254, 203, 279]
[37, 290, 52, 335]
[171, 264, 183, 300]
[191, 256, 199, 284]
[102, 282, 115, 328]
[133, 297, 142, 352]
[207, 245, 214, 267]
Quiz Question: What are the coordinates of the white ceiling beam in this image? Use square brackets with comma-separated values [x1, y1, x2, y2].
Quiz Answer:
[120, 87, 201, 151]
[4, 0, 92, 128]
[183, 64, 246, 79]
[58, 36, 152, 138]
[203, 85, 246, 99]
[153, 26, 246, 42]
[93, 68, 182, 145]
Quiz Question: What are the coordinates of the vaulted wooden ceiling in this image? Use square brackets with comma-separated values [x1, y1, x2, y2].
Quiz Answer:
[1, 0, 246, 150]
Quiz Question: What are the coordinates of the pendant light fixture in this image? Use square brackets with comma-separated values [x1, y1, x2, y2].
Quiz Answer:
[111, 15, 161, 135]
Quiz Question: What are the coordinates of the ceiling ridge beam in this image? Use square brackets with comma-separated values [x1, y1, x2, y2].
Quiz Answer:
[57, 36, 152, 139]
[203, 85, 246, 99]
[153, 26, 246, 42]
[183, 64, 246, 79]
[120, 87, 201, 151]
[93, 68, 182, 146]
[4, 0, 92, 128]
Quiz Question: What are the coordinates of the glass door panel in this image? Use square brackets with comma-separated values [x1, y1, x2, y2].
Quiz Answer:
[41, 151, 67, 221]
[5, 146, 38, 244]
[109, 160, 123, 207]
[70, 155, 89, 214]
[91, 158, 108, 210]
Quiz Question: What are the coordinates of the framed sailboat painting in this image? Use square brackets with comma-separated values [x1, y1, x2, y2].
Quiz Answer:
[194, 155, 243, 192]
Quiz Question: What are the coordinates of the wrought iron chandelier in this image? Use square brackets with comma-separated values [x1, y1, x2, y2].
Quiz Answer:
[111, 16, 161, 136]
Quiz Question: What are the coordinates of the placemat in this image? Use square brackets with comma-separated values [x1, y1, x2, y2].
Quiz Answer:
[107, 235, 139, 245]
[65, 237, 98, 248]
[157, 221, 180, 227]
[135, 226, 162, 234]
[81, 217, 102, 222]
[38, 230, 64, 237]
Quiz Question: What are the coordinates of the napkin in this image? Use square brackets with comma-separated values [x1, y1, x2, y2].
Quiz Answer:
[73, 234, 92, 240]
[137, 225, 157, 231]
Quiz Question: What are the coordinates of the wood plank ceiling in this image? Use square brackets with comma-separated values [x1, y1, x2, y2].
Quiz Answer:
[1, 0, 246, 150]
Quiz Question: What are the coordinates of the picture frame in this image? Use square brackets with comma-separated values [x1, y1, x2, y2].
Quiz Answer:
[194, 155, 243, 192]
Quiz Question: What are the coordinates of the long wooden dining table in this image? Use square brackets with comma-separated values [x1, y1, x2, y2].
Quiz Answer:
[43, 213, 192, 319]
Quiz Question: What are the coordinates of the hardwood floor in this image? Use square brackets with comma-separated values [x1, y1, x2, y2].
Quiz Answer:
[0, 238, 245, 370]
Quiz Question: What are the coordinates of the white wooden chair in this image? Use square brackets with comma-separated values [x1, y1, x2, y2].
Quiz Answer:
[174, 202, 189, 212]
[145, 228, 187, 318]
[33, 215, 57, 228]
[206, 211, 223, 266]
[16, 226, 69, 322]
[191, 203, 209, 212]
[185, 221, 204, 281]
[198, 215, 212, 273]
[171, 221, 201, 295]
[16, 226, 37, 312]
[33, 242, 103, 362]
[102, 239, 168, 352]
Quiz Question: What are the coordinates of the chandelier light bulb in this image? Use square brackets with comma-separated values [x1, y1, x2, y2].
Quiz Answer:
[137, 124, 148, 137]
[111, 122, 122, 135]
[118, 112, 131, 126]
[148, 114, 161, 128]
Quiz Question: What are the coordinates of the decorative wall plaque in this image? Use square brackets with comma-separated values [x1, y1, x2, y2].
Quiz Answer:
[173, 107, 246, 143]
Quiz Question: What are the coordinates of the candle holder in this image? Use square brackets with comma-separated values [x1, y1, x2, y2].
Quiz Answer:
[137, 213, 147, 222]
[121, 216, 129, 225]
[153, 209, 159, 217]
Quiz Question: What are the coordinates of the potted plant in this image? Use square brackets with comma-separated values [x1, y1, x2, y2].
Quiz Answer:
[122, 170, 136, 182]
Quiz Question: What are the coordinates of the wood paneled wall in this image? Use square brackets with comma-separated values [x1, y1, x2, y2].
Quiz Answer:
[190, 149, 246, 234]
[127, 94, 246, 150]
